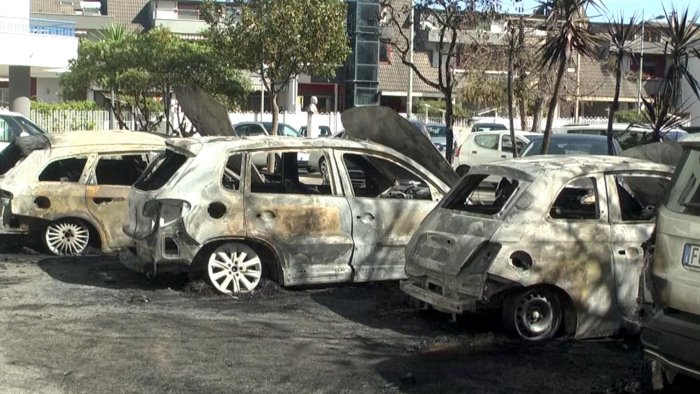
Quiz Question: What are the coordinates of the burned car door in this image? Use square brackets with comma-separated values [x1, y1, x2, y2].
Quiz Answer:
[605, 172, 670, 320]
[243, 149, 354, 285]
[15, 155, 91, 221]
[85, 152, 157, 250]
[542, 175, 617, 336]
[336, 150, 439, 281]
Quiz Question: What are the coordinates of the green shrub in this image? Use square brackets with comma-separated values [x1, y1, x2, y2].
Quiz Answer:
[614, 110, 648, 125]
[31, 100, 102, 113]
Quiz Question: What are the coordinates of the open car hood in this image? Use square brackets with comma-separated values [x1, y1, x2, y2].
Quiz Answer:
[342, 106, 459, 187]
[174, 85, 237, 137]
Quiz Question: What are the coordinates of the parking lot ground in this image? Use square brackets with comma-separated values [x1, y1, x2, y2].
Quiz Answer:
[0, 253, 644, 393]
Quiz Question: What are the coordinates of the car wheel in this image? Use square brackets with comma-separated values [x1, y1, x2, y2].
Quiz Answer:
[44, 219, 90, 256]
[206, 242, 263, 294]
[503, 288, 562, 341]
[319, 157, 330, 184]
[456, 165, 470, 176]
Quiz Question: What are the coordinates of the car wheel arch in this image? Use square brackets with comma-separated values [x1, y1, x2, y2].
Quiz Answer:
[502, 283, 578, 338]
[41, 214, 104, 250]
[194, 237, 285, 285]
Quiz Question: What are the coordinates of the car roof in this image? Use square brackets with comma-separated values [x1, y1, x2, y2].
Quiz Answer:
[469, 130, 540, 137]
[0, 110, 26, 117]
[471, 155, 672, 181]
[527, 133, 611, 141]
[44, 130, 166, 148]
[555, 123, 652, 131]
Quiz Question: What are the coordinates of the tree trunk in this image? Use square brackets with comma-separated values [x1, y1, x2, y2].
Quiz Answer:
[518, 97, 527, 131]
[507, 42, 516, 157]
[606, 56, 623, 155]
[267, 91, 280, 171]
[531, 95, 544, 132]
[270, 91, 280, 136]
[541, 59, 568, 154]
[444, 92, 455, 163]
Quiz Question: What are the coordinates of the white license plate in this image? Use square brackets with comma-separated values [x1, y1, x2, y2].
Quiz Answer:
[682, 244, 700, 268]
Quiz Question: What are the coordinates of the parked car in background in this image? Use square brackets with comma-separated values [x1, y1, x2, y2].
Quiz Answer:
[307, 131, 346, 173]
[233, 122, 301, 137]
[452, 130, 537, 175]
[408, 119, 431, 139]
[299, 125, 332, 137]
[426, 123, 449, 157]
[554, 123, 652, 150]
[0, 110, 47, 150]
[472, 122, 508, 132]
[0, 131, 165, 256]
[120, 136, 455, 295]
[402, 156, 672, 341]
[521, 134, 622, 156]
[640, 133, 700, 389]
[234, 122, 307, 166]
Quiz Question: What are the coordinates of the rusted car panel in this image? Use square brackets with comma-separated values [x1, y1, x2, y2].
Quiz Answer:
[402, 156, 673, 340]
[121, 136, 451, 293]
[0, 131, 165, 255]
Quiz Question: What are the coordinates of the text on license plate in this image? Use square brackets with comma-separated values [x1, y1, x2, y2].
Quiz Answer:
[682, 244, 700, 268]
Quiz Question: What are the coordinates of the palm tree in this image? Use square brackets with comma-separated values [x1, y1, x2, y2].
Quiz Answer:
[605, 14, 639, 154]
[538, 0, 604, 154]
[644, 7, 700, 141]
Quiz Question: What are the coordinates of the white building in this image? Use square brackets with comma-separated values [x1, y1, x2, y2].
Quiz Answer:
[0, 0, 78, 115]
[683, 56, 700, 127]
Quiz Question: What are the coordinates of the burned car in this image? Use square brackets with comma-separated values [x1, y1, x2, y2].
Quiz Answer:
[120, 136, 454, 294]
[401, 156, 672, 341]
[0, 131, 165, 255]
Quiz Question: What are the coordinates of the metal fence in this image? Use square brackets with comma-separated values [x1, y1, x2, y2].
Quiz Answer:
[30, 109, 134, 134]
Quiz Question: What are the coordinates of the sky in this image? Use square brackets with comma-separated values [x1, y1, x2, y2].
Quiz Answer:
[503, 0, 699, 21]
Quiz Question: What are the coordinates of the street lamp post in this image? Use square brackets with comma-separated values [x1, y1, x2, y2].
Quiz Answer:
[637, 13, 665, 113]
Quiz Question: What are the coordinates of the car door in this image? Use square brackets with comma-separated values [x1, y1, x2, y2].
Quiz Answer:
[243, 149, 354, 285]
[335, 150, 441, 282]
[606, 172, 671, 320]
[543, 175, 618, 336]
[466, 133, 500, 166]
[85, 151, 158, 250]
[13, 155, 91, 222]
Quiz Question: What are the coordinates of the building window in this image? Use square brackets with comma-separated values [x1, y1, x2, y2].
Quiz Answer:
[379, 41, 391, 63]
[177, 2, 201, 20]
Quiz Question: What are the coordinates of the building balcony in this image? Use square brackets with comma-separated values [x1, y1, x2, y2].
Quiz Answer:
[154, 17, 208, 35]
[0, 16, 78, 76]
[0, 16, 75, 37]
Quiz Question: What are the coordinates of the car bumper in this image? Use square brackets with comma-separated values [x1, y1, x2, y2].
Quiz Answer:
[120, 220, 201, 274]
[400, 280, 477, 314]
[641, 308, 700, 381]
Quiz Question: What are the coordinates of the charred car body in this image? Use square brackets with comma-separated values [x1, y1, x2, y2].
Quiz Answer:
[401, 156, 672, 341]
[0, 131, 165, 255]
[120, 136, 454, 294]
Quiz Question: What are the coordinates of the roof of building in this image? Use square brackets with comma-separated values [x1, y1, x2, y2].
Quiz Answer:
[562, 55, 640, 101]
[30, 0, 150, 30]
[379, 49, 441, 97]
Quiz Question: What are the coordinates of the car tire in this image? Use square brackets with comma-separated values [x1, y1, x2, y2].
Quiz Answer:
[44, 218, 91, 256]
[319, 157, 330, 184]
[503, 287, 563, 341]
[456, 165, 470, 176]
[206, 242, 263, 295]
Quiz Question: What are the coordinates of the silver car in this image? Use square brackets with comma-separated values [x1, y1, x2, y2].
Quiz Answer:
[402, 156, 672, 341]
[120, 137, 454, 294]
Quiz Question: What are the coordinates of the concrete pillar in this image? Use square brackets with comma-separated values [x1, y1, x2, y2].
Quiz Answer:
[9, 66, 31, 117]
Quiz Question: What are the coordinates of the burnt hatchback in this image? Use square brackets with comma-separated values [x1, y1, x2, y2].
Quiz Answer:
[401, 156, 672, 341]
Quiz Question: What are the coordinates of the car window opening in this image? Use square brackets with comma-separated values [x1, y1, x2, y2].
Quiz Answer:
[251, 151, 332, 195]
[38, 157, 87, 182]
[615, 175, 669, 222]
[550, 177, 598, 220]
[135, 150, 188, 191]
[222, 154, 243, 191]
[443, 174, 520, 214]
[342, 153, 432, 200]
[95, 154, 150, 186]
